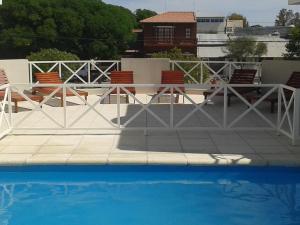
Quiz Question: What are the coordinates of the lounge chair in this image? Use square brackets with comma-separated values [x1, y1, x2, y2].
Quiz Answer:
[246, 72, 300, 113]
[108, 71, 136, 103]
[0, 69, 44, 113]
[204, 69, 257, 106]
[32, 72, 88, 107]
[157, 70, 185, 103]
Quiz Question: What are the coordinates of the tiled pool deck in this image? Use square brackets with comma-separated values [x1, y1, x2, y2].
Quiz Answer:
[0, 130, 299, 166]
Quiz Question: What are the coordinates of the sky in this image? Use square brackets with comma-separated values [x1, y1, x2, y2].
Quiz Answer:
[103, 0, 300, 26]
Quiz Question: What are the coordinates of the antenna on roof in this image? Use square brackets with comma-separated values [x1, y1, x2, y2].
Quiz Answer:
[164, 0, 167, 12]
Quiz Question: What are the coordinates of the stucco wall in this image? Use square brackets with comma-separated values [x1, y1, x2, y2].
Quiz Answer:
[262, 60, 300, 84]
[121, 58, 170, 93]
[0, 59, 29, 84]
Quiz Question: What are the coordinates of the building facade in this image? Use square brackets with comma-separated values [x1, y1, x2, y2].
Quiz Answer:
[289, 0, 300, 4]
[140, 12, 197, 55]
[196, 14, 225, 34]
[226, 20, 244, 34]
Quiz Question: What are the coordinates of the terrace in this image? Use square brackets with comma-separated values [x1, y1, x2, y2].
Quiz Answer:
[0, 59, 299, 166]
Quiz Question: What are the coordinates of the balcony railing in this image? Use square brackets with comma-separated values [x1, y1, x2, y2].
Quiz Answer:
[29, 60, 262, 85]
[0, 83, 299, 145]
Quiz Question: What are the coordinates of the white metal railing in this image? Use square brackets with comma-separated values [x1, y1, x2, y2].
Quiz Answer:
[29, 60, 120, 84]
[170, 60, 262, 84]
[29, 60, 262, 85]
[1, 83, 299, 144]
[0, 84, 12, 139]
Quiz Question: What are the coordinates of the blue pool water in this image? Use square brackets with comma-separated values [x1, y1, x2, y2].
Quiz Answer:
[0, 166, 300, 225]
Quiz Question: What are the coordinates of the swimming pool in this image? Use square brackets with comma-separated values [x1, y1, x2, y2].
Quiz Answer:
[0, 166, 299, 225]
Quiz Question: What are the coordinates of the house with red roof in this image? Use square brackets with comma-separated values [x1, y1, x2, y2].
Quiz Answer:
[139, 12, 197, 55]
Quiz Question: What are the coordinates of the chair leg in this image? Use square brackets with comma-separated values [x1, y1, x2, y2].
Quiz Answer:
[108, 94, 111, 104]
[14, 101, 18, 113]
[126, 95, 129, 104]
[61, 97, 64, 107]
[85, 95, 88, 105]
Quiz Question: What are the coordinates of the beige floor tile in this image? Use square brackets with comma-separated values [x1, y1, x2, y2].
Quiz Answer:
[45, 135, 82, 146]
[1, 145, 40, 154]
[108, 153, 147, 165]
[148, 153, 187, 165]
[221, 154, 266, 166]
[183, 146, 220, 154]
[185, 153, 227, 165]
[73, 145, 112, 154]
[8, 135, 51, 146]
[27, 154, 71, 164]
[252, 146, 290, 154]
[245, 138, 282, 146]
[68, 154, 108, 164]
[0, 154, 32, 165]
[217, 145, 255, 154]
[38, 145, 75, 154]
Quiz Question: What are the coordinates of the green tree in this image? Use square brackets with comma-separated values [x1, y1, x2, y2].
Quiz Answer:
[285, 26, 300, 59]
[135, 9, 157, 23]
[275, 9, 296, 26]
[152, 48, 210, 83]
[0, 0, 137, 59]
[27, 48, 79, 61]
[223, 37, 267, 61]
[27, 48, 80, 80]
[228, 13, 249, 27]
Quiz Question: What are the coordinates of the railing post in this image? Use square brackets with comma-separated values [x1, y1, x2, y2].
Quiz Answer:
[59, 62, 62, 79]
[292, 88, 300, 145]
[29, 62, 33, 84]
[170, 86, 174, 128]
[229, 63, 232, 81]
[88, 62, 91, 84]
[7, 85, 12, 130]
[63, 85, 67, 128]
[277, 85, 282, 135]
[117, 61, 120, 71]
[117, 86, 120, 128]
[200, 62, 203, 84]
[223, 84, 228, 128]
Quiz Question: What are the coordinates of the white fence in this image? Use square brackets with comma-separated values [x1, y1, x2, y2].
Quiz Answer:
[0, 83, 299, 144]
[29, 60, 120, 84]
[29, 60, 262, 84]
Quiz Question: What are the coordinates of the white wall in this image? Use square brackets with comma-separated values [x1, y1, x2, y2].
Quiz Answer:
[197, 22, 225, 33]
[262, 60, 300, 84]
[0, 59, 29, 84]
[121, 58, 170, 93]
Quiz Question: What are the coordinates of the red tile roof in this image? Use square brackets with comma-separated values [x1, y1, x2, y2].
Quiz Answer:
[141, 12, 196, 23]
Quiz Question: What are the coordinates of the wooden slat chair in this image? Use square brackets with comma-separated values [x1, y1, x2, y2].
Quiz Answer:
[204, 69, 257, 106]
[256, 72, 300, 113]
[32, 72, 88, 107]
[0, 69, 44, 113]
[157, 71, 185, 103]
[108, 71, 136, 104]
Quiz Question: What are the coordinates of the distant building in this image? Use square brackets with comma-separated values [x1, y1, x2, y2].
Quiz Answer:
[196, 13, 225, 34]
[197, 33, 288, 60]
[139, 12, 197, 55]
[289, 0, 300, 4]
[226, 20, 244, 34]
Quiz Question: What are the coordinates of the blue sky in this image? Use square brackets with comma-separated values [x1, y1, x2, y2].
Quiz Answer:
[103, 0, 300, 26]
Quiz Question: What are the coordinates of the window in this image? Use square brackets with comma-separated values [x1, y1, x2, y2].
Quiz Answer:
[197, 17, 224, 23]
[155, 26, 174, 43]
[186, 28, 191, 39]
